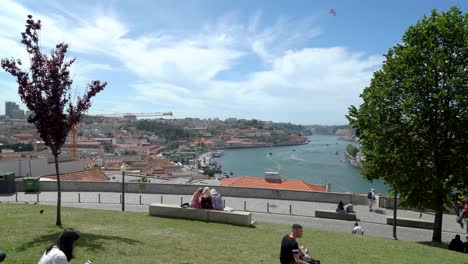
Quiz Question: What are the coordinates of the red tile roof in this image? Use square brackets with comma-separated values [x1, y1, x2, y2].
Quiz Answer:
[41, 168, 109, 182]
[13, 133, 34, 140]
[202, 138, 214, 145]
[220, 177, 327, 192]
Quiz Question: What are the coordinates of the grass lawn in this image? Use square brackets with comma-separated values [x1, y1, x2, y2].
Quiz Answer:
[0, 203, 467, 263]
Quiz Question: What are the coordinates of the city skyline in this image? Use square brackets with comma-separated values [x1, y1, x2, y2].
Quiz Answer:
[3, 101, 24, 119]
[0, 0, 467, 125]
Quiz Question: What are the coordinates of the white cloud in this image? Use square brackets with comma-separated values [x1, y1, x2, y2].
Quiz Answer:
[114, 40, 244, 82]
[0, 1, 383, 124]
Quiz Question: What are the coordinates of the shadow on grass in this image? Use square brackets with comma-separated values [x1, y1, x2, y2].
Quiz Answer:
[16, 230, 140, 253]
[416, 241, 449, 250]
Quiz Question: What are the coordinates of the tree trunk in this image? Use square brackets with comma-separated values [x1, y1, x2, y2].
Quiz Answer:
[54, 154, 62, 226]
[392, 191, 398, 240]
[432, 209, 443, 242]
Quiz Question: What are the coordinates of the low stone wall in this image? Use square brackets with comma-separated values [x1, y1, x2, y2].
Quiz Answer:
[378, 196, 403, 209]
[315, 210, 357, 221]
[386, 217, 433, 230]
[15, 181, 370, 205]
[149, 204, 253, 226]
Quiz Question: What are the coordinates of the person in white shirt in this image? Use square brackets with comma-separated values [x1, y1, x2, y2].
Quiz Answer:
[38, 228, 80, 264]
[352, 222, 364, 236]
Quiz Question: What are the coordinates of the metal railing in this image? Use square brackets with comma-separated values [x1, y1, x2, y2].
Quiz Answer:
[0, 192, 317, 217]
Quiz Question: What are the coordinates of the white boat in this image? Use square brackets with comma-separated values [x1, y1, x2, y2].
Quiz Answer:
[212, 150, 224, 157]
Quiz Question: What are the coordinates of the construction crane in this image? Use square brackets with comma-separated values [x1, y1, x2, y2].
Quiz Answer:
[71, 111, 173, 160]
[91, 112, 173, 118]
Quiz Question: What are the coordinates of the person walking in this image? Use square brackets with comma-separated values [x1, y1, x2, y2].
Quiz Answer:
[368, 188, 376, 211]
[456, 199, 468, 228]
[38, 228, 80, 264]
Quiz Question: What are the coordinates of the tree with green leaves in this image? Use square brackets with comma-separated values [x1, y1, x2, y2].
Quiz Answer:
[346, 144, 359, 157]
[103, 142, 116, 153]
[347, 7, 468, 242]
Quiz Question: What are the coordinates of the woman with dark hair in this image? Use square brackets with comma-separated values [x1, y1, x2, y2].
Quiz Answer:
[336, 201, 345, 213]
[38, 228, 80, 264]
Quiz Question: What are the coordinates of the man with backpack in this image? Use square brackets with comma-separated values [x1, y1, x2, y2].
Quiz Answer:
[368, 188, 375, 212]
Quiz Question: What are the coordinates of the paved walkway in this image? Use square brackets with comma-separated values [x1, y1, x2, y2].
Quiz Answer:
[1, 191, 466, 243]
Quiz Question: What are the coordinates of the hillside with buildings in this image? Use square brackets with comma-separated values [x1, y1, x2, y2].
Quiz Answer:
[0, 102, 316, 183]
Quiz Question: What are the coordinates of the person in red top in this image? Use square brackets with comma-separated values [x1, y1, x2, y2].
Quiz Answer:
[456, 199, 468, 228]
[190, 188, 202, 208]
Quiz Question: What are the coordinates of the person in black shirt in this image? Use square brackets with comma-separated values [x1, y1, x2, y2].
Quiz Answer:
[463, 236, 468, 253]
[0, 250, 6, 263]
[448, 234, 464, 253]
[280, 224, 315, 264]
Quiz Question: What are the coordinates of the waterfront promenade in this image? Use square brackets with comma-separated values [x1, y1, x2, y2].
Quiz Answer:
[1, 191, 465, 244]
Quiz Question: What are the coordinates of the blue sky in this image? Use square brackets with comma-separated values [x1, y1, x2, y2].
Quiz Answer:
[0, 0, 466, 125]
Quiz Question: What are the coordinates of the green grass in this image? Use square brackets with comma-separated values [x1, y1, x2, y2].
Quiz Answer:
[0, 203, 467, 264]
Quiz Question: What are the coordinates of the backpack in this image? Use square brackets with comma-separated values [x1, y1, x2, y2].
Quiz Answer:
[300, 253, 320, 264]
[367, 192, 372, 199]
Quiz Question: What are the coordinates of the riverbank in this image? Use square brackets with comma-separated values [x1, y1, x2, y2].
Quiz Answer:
[224, 141, 309, 149]
[224, 138, 309, 149]
[344, 149, 363, 169]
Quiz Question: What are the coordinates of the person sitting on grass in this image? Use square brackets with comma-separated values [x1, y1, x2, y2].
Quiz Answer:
[344, 201, 355, 213]
[38, 228, 80, 264]
[190, 187, 203, 208]
[200, 187, 213, 209]
[448, 234, 464, 253]
[210, 188, 223, 210]
[280, 224, 320, 264]
[0, 250, 5, 263]
[336, 200, 345, 213]
[352, 222, 364, 236]
[464, 236, 468, 253]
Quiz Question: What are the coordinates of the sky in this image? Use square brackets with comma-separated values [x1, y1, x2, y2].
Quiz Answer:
[0, 0, 466, 125]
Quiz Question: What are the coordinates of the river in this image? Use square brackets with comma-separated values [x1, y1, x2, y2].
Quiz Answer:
[213, 135, 390, 194]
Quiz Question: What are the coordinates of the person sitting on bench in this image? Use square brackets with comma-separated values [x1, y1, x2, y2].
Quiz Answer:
[336, 201, 345, 213]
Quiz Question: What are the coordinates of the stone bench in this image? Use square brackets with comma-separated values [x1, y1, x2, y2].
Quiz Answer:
[386, 217, 433, 230]
[315, 210, 357, 221]
[149, 203, 253, 227]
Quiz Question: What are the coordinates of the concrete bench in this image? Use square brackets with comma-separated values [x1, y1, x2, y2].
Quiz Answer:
[315, 210, 357, 221]
[149, 204, 253, 227]
[386, 217, 433, 230]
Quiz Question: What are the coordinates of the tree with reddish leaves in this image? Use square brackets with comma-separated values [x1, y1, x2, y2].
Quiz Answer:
[1, 15, 107, 226]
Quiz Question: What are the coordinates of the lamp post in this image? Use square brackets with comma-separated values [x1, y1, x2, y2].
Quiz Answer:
[120, 163, 127, 211]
